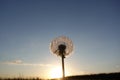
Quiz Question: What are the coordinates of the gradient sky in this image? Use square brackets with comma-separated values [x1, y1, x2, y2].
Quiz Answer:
[0, 0, 120, 79]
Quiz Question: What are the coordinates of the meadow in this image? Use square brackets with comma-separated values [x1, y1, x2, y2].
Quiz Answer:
[0, 72, 120, 80]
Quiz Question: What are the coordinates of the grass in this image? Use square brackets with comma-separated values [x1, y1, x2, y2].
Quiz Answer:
[0, 72, 120, 80]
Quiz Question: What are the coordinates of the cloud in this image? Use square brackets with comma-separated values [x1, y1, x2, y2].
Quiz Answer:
[0, 60, 52, 67]
[1, 60, 22, 65]
[21, 63, 52, 67]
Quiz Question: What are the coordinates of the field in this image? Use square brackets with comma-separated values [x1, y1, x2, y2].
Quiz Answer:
[0, 72, 120, 80]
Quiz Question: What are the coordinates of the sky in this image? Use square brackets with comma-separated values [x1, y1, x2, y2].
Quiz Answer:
[0, 0, 120, 79]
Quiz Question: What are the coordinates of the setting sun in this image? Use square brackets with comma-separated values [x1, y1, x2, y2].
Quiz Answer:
[50, 67, 62, 78]
[49, 66, 70, 79]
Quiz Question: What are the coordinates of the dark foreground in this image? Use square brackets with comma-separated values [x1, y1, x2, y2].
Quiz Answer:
[0, 72, 120, 80]
[65, 72, 120, 80]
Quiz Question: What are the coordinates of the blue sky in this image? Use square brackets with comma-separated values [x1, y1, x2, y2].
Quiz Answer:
[0, 0, 120, 78]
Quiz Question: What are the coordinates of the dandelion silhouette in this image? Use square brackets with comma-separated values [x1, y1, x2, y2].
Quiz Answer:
[50, 36, 74, 80]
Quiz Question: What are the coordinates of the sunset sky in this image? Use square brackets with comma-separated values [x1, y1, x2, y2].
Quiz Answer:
[0, 0, 120, 79]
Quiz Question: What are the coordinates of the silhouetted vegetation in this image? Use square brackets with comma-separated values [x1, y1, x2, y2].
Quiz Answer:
[65, 72, 120, 80]
[0, 72, 120, 80]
